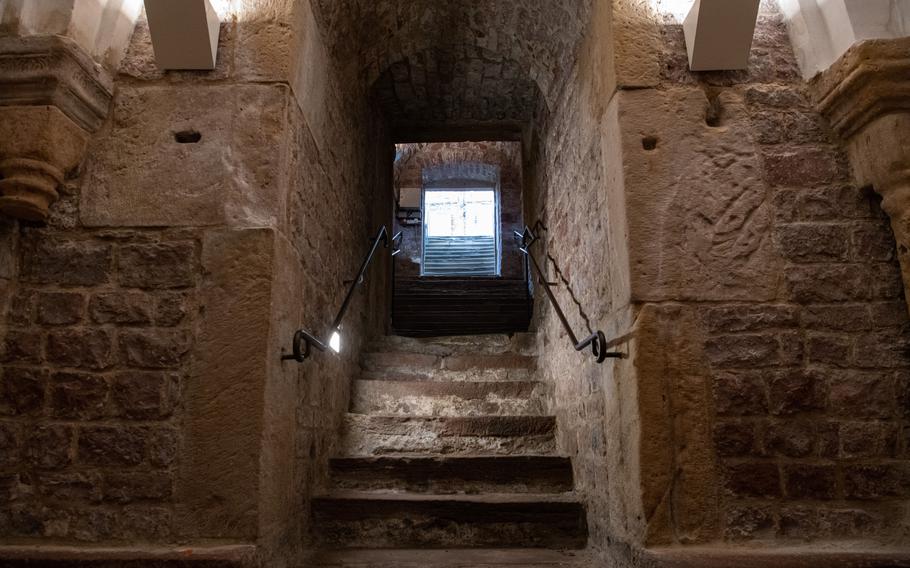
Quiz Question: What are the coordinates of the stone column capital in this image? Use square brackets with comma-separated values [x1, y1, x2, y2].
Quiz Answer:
[812, 37, 910, 142]
[0, 35, 114, 221]
[811, 37, 910, 295]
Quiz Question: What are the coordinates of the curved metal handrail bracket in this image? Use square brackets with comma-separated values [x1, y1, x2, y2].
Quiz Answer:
[282, 225, 399, 363]
[514, 226, 623, 364]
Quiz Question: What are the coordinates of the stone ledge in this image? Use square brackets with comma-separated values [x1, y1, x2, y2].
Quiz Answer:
[811, 37, 910, 140]
[0, 544, 258, 567]
[640, 545, 910, 568]
[0, 35, 115, 132]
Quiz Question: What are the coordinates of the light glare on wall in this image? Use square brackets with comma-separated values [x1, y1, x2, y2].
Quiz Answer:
[648, 0, 696, 23]
[329, 330, 342, 353]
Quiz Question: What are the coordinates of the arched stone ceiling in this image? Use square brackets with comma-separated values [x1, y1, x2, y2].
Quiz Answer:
[310, 1, 593, 130]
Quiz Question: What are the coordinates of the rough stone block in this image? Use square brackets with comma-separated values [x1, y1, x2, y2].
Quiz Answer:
[785, 264, 869, 303]
[762, 148, 846, 188]
[23, 425, 73, 470]
[702, 305, 798, 333]
[118, 242, 195, 289]
[0, 422, 21, 467]
[36, 471, 102, 503]
[840, 422, 898, 459]
[110, 371, 170, 419]
[155, 292, 189, 326]
[147, 426, 178, 468]
[851, 223, 896, 262]
[828, 372, 895, 418]
[7, 289, 36, 326]
[768, 370, 825, 415]
[36, 292, 85, 325]
[46, 329, 113, 370]
[49, 371, 108, 420]
[778, 507, 819, 539]
[0, 367, 46, 416]
[854, 332, 910, 369]
[102, 471, 173, 503]
[784, 464, 838, 500]
[806, 333, 853, 366]
[705, 334, 780, 368]
[774, 223, 850, 262]
[714, 421, 755, 457]
[19, 238, 111, 287]
[1, 330, 43, 364]
[713, 371, 768, 415]
[724, 506, 775, 541]
[723, 462, 781, 498]
[843, 464, 910, 499]
[749, 110, 827, 146]
[117, 330, 190, 369]
[765, 421, 814, 457]
[81, 84, 291, 228]
[77, 426, 147, 467]
[803, 304, 870, 332]
[89, 292, 153, 324]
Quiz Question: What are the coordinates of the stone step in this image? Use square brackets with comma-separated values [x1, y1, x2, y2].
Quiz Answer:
[329, 456, 574, 493]
[362, 351, 536, 382]
[351, 380, 547, 416]
[308, 548, 587, 567]
[341, 414, 556, 456]
[367, 333, 536, 356]
[312, 492, 588, 550]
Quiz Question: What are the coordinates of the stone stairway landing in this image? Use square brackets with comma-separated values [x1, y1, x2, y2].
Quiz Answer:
[311, 334, 588, 561]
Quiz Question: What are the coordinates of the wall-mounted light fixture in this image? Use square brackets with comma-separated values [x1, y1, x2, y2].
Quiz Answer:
[143, 0, 220, 70]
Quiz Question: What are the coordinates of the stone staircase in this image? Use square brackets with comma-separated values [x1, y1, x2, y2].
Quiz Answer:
[310, 334, 588, 566]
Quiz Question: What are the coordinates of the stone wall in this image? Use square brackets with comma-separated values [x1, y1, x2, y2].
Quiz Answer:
[1, 228, 193, 541]
[0, 1, 388, 564]
[527, 0, 910, 561]
[393, 142, 524, 280]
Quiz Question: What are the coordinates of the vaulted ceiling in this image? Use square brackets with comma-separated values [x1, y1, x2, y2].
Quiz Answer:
[309, 1, 594, 133]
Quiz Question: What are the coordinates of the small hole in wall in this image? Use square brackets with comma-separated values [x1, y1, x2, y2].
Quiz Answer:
[174, 130, 202, 144]
[642, 136, 658, 151]
[704, 88, 724, 127]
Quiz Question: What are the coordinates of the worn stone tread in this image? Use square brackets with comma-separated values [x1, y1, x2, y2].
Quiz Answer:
[0, 544, 258, 567]
[308, 548, 586, 567]
[642, 546, 910, 567]
[351, 379, 547, 416]
[312, 492, 587, 549]
[341, 414, 557, 456]
[362, 351, 536, 382]
[368, 333, 537, 356]
[329, 455, 574, 493]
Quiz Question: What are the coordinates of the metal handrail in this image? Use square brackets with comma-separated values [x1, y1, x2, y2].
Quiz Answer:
[282, 225, 402, 362]
[515, 226, 622, 363]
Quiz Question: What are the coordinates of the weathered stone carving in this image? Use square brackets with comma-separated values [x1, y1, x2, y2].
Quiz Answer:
[0, 35, 114, 132]
[0, 106, 89, 221]
[813, 38, 910, 306]
[0, 36, 113, 221]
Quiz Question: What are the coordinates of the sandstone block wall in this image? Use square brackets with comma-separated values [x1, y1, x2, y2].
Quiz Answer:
[0, 2, 389, 564]
[528, 0, 910, 560]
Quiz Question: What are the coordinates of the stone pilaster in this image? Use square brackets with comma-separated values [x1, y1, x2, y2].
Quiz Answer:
[812, 37, 910, 308]
[0, 36, 113, 221]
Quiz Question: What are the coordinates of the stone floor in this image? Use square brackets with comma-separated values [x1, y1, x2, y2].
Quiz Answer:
[309, 334, 589, 566]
